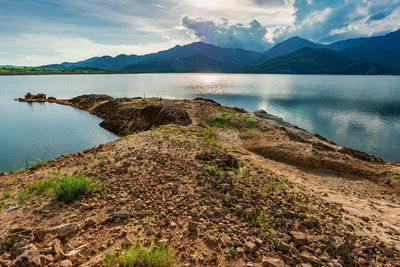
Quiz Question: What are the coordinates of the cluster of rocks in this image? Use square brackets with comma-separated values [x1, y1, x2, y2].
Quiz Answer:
[0, 223, 85, 267]
[18, 92, 56, 102]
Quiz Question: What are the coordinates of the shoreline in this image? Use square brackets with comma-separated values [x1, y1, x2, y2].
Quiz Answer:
[1, 71, 400, 76]
[1, 94, 399, 266]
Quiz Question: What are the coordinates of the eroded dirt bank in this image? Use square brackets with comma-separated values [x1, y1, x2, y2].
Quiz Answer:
[0, 94, 399, 266]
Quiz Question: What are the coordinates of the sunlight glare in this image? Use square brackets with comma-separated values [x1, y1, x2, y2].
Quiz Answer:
[191, 74, 227, 94]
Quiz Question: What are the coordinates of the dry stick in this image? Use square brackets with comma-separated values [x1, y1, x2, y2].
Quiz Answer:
[277, 177, 288, 187]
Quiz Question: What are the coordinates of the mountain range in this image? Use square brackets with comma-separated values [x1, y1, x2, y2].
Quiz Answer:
[39, 29, 400, 75]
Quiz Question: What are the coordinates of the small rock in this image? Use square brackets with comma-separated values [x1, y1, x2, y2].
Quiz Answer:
[246, 207, 257, 220]
[299, 251, 320, 264]
[33, 228, 46, 241]
[40, 247, 53, 254]
[51, 238, 64, 260]
[290, 231, 308, 246]
[360, 216, 370, 222]
[220, 234, 233, 248]
[64, 244, 88, 259]
[11, 240, 29, 257]
[203, 235, 219, 249]
[236, 247, 245, 256]
[277, 241, 290, 252]
[110, 211, 133, 220]
[0, 172, 8, 176]
[84, 217, 97, 227]
[51, 223, 78, 238]
[262, 257, 286, 267]
[40, 254, 54, 265]
[188, 220, 198, 232]
[60, 259, 73, 267]
[245, 241, 257, 253]
[11, 244, 41, 267]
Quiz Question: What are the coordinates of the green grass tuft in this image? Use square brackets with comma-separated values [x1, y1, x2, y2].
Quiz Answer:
[393, 171, 400, 182]
[18, 173, 102, 203]
[206, 165, 224, 177]
[207, 116, 231, 128]
[103, 241, 177, 267]
[52, 174, 102, 203]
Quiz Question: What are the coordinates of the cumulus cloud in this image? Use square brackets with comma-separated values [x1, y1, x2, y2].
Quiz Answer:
[290, 0, 400, 43]
[181, 16, 272, 51]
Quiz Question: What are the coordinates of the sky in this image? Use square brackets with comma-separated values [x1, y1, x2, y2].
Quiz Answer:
[1, 0, 400, 66]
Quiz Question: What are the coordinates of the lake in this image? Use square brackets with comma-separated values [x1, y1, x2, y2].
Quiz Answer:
[1, 73, 399, 172]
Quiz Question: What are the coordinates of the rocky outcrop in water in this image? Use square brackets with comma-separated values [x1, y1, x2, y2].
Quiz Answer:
[66, 94, 192, 135]
[18, 92, 57, 102]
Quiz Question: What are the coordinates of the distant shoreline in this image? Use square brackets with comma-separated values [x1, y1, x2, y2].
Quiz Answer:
[0, 71, 122, 76]
[0, 71, 399, 76]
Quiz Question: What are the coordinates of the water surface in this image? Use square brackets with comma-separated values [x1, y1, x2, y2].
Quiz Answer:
[1, 73, 399, 172]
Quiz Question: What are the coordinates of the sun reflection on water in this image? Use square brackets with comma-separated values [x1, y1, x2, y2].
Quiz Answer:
[189, 74, 230, 94]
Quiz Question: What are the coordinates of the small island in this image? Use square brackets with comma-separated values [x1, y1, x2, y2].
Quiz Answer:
[0, 94, 399, 266]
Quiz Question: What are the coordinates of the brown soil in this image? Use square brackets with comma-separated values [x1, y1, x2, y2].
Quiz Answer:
[1, 95, 399, 266]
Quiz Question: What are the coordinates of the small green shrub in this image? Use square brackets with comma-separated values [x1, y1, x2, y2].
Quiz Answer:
[240, 211, 274, 237]
[207, 113, 232, 128]
[103, 241, 177, 267]
[240, 115, 257, 124]
[206, 165, 224, 177]
[53, 174, 102, 203]
[18, 173, 101, 203]
[26, 179, 56, 195]
[393, 171, 400, 182]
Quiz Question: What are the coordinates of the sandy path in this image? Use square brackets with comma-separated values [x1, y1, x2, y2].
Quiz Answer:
[220, 133, 400, 251]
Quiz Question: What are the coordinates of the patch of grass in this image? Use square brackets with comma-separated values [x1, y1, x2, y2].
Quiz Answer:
[173, 139, 181, 145]
[188, 127, 217, 145]
[18, 173, 102, 203]
[206, 165, 224, 177]
[207, 114, 232, 128]
[124, 132, 137, 140]
[240, 211, 274, 238]
[265, 184, 275, 193]
[103, 241, 177, 267]
[257, 166, 269, 173]
[53, 174, 102, 203]
[296, 184, 304, 190]
[240, 115, 257, 125]
[207, 111, 258, 129]
[393, 171, 400, 182]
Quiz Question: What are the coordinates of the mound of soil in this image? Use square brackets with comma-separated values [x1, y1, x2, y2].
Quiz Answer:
[2, 94, 399, 266]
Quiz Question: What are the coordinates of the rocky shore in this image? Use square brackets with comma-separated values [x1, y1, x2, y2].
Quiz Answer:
[1, 94, 399, 266]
